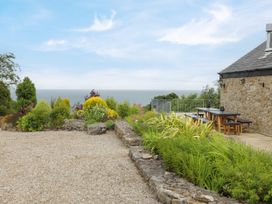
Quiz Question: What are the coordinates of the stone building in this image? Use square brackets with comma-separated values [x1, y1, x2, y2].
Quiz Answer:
[219, 24, 272, 136]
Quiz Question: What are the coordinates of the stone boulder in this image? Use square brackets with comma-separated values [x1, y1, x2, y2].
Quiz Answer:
[1, 123, 14, 131]
[87, 123, 107, 135]
[63, 119, 86, 131]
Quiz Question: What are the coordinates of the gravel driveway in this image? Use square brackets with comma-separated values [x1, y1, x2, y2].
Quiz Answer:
[0, 131, 159, 204]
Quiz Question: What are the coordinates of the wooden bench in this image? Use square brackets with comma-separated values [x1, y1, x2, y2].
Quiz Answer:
[224, 121, 241, 135]
[226, 117, 252, 133]
[185, 113, 198, 119]
[185, 113, 211, 124]
[237, 118, 252, 133]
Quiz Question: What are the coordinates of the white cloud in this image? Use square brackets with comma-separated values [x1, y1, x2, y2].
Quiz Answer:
[38, 37, 129, 58]
[22, 67, 216, 90]
[159, 4, 239, 45]
[38, 39, 68, 51]
[73, 10, 116, 32]
[45, 39, 67, 46]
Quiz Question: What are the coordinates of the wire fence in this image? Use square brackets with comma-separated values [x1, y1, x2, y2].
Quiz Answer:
[151, 99, 220, 113]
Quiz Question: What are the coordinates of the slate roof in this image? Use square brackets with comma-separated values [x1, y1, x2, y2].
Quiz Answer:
[219, 41, 272, 76]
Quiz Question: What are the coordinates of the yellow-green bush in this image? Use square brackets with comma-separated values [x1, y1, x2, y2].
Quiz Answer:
[83, 97, 108, 111]
[17, 101, 51, 131]
[107, 109, 118, 120]
[105, 97, 117, 110]
[82, 97, 119, 123]
[50, 98, 71, 129]
[84, 105, 108, 124]
[126, 111, 157, 136]
[62, 98, 70, 108]
[75, 110, 84, 119]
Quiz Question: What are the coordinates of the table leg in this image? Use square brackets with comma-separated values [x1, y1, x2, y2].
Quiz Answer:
[217, 116, 222, 132]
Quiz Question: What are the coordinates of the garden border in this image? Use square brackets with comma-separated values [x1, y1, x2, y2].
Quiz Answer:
[115, 120, 240, 204]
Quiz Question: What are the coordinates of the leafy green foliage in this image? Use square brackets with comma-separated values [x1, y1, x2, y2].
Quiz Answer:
[139, 113, 272, 204]
[16, 77, 37, 114]
[0, 53, 20, 86]
[117, 101, 141, 118]
[200, 85, 220, 108]
[126, 111, 157, 136]
[10, 100, 19, 113]
[117, 101, 130, 118]
[0, 81, 11, 116]
[129, 104, 141, 115]
[105, 120, 115, 130]
[154, 92, 179, 100]
[50, 98, 70, 129]
[84, 105, 108, 124]
[105, 97, 117, 110]
[17, 101, 51, 131]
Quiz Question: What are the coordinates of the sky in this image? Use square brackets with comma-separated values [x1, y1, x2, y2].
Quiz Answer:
[0, 0, 272, 90]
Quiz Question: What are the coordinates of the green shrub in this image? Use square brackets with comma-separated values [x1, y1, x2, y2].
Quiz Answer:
[130, 104, 141, 115]
[0, 81, 11, 116]
[140, 114, 272, 204]
[50, 98, 70, 129]
[117, 101, 130, 118]
[17, 112, 37, 131]
[10, 100, 19, 113]
[105, 120, 115, 130]
[126, 111, 157, 136]
[16, 77, 37, 113]
[105, 97, 117, 111]
[73, 110, 84, 119]
[84, 105, 108, 124]
[17, 101, 51, 131]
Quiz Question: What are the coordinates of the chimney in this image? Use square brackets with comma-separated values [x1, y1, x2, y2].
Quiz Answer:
[266, 24, 272, 52]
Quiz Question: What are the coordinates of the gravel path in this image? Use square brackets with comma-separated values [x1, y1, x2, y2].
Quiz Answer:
[0, 131, 159, 204]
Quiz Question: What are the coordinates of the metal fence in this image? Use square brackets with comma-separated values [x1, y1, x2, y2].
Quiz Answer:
[151, 99, 220, 113]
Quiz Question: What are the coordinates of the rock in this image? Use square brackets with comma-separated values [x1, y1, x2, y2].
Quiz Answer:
[1, 123, 13, 131]
[142, 153, 153, 159]
[149, 176, 164, 192]
[87, 123, 107, 135]
[163, 189, 182, 199]
[63, 119, 85, 131]
[115, 120, 141, 146]
[153, 155, 159, 160]
[194, 194, 214, 203]
[172, 198, 188, 204]
[157, 188, 172, 204]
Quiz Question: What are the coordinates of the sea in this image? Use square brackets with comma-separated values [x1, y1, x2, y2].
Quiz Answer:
[11, 89, 200, 106]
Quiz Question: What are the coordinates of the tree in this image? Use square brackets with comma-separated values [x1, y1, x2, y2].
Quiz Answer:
[154, 92, 179, 100]
[200, 85, 219, 107]
[0, 81, 11, 116]
[16, 77, 37, 114]
[0, 53, 20, 86]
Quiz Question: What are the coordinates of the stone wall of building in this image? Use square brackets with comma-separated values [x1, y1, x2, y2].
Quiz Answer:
[220, 75, 272, 136]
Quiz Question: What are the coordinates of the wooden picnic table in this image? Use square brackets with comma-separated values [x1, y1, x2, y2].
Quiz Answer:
[196, 107, 241, 132]
[196, 107, 219, 120]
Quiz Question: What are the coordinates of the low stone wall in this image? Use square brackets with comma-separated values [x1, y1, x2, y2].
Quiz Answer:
[115, 121, 240, 204]
[114, 120, 141, 146]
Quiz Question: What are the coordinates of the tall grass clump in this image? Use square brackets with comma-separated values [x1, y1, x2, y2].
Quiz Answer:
[141, 113, 272, 204]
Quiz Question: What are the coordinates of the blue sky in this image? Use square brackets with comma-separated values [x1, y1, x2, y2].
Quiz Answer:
[1, 0, 272, 90]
